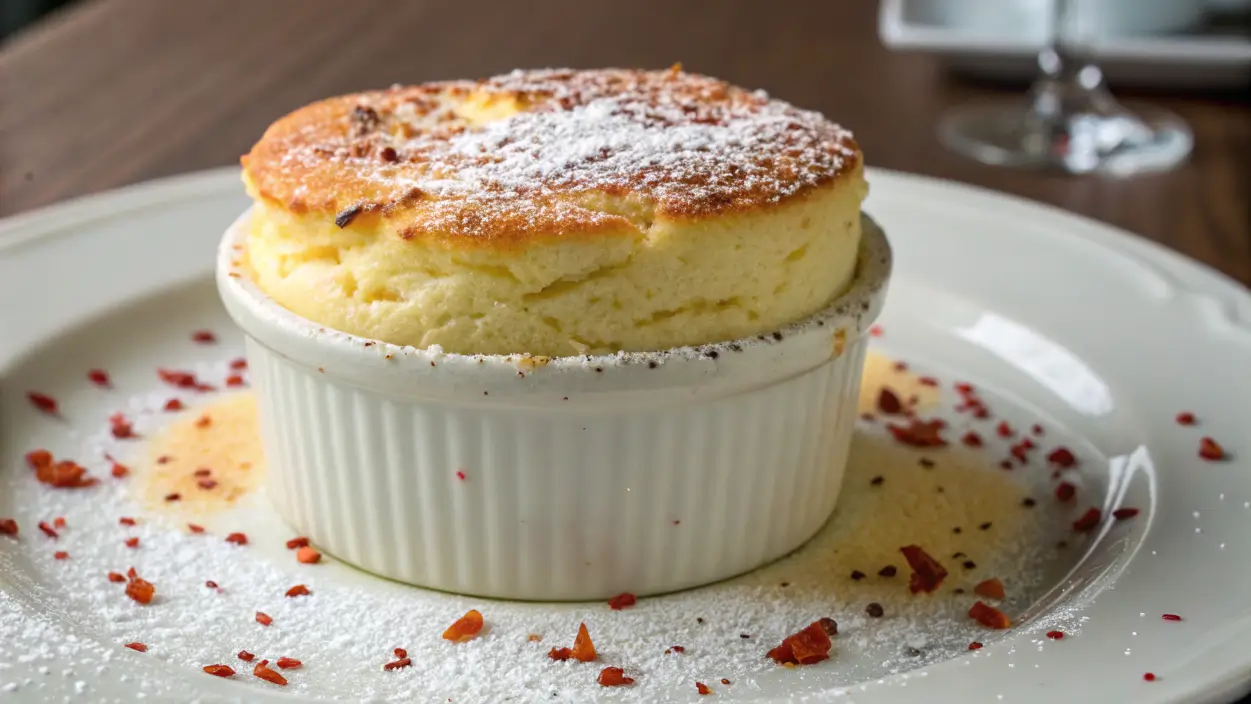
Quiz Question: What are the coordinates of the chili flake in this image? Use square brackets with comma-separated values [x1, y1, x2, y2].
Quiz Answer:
[571, 622, 597, 662]
[253, 660, 288, 686]
[597, 667, 634, 687]
[256, 612, 273, 626]
[968, 641, 983, 650]
[766, 619, 835, 665]
[225, 532, 248, 545]
[276, 657, 302, 670]
[1047, 447, 1078, 468]
[238, 651, 255, 662]
[225, 374, 245, 387]
[721, 678, 731, 685]
[1144, 672, 1157, 682]
[1175, 412, 1196, 426]
[192, 330, 217, 344]
[54, 550, 69, 560]
[1199, 437, 1227, 461]
[230, 358, 248, 370]
[109, 462, 129, 480]
[164, 493, 181, 502]
[124, 537, 139, 548]
[900, 545, 948, 594]
[961, 431, 983, 447]
[118, 517, 136, 527]
[108, 571, 125, 583]
[124, 642, 147, 652]
[383, 656, 412, 671]
[442, 609, 485, 642]
[27, 391, 59, 415]
[88, 369, 112, 388]
[163, 398, 184, 412]
[195, 414, 212, 428]
[30, 452, 95, 489]
[0, 519, 17, 537]
[1046, 630, 1064, 639]
[1055, 482, 1076, 502]
[1112, 507, 1140, 520]
[887, 419, 948, 448]
[285, 584, 310, 598]
[125, 572, 155, 604]
[109, 412, 136, 439]
[1072, 507, 1102, 532]
[1161, 613, 1182, 621]
[53, 516, 66, 529]
[296, 546, 322, 564]
[877, 388, 903, 415]
[197, 479, 218, 490]
[203, 664, 235, 677]
[286, 536, 310, 549]
[996, 421, 1013, 438]
[968, 601, 1011, 629]
[187, 523, 205, 533]
[918, 376, 939, 387]
[665, 645, 685, 654]
[608, 592, 637, 610]
[974, 578, 1005, 600]
[696, 682, 712, 695]
[205, 580, 218, 589]
[38, 521, 58, 539]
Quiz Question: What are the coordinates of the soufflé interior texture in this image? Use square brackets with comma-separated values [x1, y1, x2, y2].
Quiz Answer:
[240, 67, 867, 356]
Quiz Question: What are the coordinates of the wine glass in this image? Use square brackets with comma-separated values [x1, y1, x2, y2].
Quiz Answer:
[938, 0, 1193, 175]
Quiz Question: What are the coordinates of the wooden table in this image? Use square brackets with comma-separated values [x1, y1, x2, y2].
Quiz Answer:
[1, 0, 1249, 290]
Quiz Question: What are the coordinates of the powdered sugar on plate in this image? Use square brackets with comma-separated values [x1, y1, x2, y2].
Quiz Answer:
[0, 349, 1100, 702]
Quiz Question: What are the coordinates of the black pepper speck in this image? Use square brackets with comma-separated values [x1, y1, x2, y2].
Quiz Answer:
[963, 560, 976, 569]
[878, 565, 896, 577]
[866, 602, 884, 618]
[850, 570, 865, 581]
[1023, 497, 1036, 507]
[772, 332, 783, 341]
[870, 476, 884, 486]
[979, 522, 992, 530]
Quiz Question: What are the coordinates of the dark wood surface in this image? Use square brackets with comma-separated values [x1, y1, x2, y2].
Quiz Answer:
[1, 0, 1248, 287]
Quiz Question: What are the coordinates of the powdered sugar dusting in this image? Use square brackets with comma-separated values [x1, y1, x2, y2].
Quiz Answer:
[0, 354, 1093, 701]
[245, 68, 860, 239]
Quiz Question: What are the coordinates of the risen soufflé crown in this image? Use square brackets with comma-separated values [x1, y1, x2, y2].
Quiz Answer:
[240, 67, 867, 356]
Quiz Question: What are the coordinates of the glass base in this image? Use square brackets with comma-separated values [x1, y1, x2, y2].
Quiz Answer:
[938, 101, 1193, 176]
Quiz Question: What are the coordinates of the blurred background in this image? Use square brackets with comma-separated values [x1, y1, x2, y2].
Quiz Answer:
[1, 0, 1247, 284]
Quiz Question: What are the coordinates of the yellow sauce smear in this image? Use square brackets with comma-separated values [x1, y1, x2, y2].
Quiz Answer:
[138, 393, 265, 513]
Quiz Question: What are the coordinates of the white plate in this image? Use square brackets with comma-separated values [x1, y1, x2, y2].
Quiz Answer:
[2, 168, 1250, 703]
[879, 0, 1251, 89]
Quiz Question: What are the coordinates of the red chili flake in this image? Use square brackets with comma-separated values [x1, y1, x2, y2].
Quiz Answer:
[598, 666, 634, 687]
[125, 573, 155, 604]
[1161, 613, 1182, 621]
[187, 523, 205, 533]
[721, 678, 731, 685]
[191, 330, 217, 344]
[124, 537, 140, 548]
[164, 493, 181, 502]
[205, 580, 218, 589]
[296, 546, 322, 564]
[1112, 507, 1140, 520]
[54, 550, 69, 560]
[0, 519, 17, 537]
[961, 431, 983, 447]
[996, 421, 1013, 438]
[383, 656, 412, 671]
[109, 412, 137, 439]
[608, 592, 637, 610]
[38, 521, 58, 539]
[88, 369, 112, 388]
[972, 406, 990, 419]
[225, 532, 248, 545]
[238, 651, 255, 662]
[27, 391, 59, 415]
[1144, 672, 1156, 682]
[696, 682, 712, 695]
[394, 648, 407, 658]
[900, 545, 948, 594]
[1031, 423, 1044, 435]
[193, 468, 212, 477]
[253, 659, 288, 686]
[455, 469, 466, 481]
[869, 325, 883, 337]
[157, 456, 172, 465]
[1175, 412, 1196, 426]
[127, 567, 137, 578]
[32, 456, 96, 489]
[1072, 507, 1102, 532]
[968, 641, 983, 650]
[163, 398, 184, 412]
[197, 479, 218, 490]
[766, 619, 835, 665]
[228, 358, 248, 372]
[1047, 447, 1078, 468]
[203, 664, 235, 677]
[1055, 482, 1077, 502]
[256, 612, 273, 626]
[572, 622, 597, 662]
[276, 657, 302, 670]
[195, 414, 211, 428]
[918, 376, 939, 387]
[1046, 630, 1064, 640]
[107, 571, 125, 583]
[442, 608, 484, 642]
[110, 462, 129, 478]
[285, 584, 311, 598]
[877, 388, 903, 415]
[118, 517, 136, 526]
[53, 516, 66, 529]
[968, 601, 1011, 629]
[892, 361, 908, 372]
[158, 369, 200, 389]
[225, 375, 245, 388]
[286, 536, 310, 549]
[26, 449, 52, 469]
[887, 419, 947, 448]
[974, 578, 1005, 600]
[1199, 437, 1227, 461]
[122, 641, 148, 653]
[666, 645, 686, 654]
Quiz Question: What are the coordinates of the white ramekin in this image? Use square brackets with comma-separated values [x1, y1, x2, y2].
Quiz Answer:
[216, 212, 891, 601]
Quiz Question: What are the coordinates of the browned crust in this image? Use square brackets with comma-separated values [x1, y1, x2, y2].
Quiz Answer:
[242, 68, 862, 245]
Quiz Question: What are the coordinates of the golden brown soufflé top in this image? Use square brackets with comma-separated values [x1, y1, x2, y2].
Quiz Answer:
[241, 66, 862, 245]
